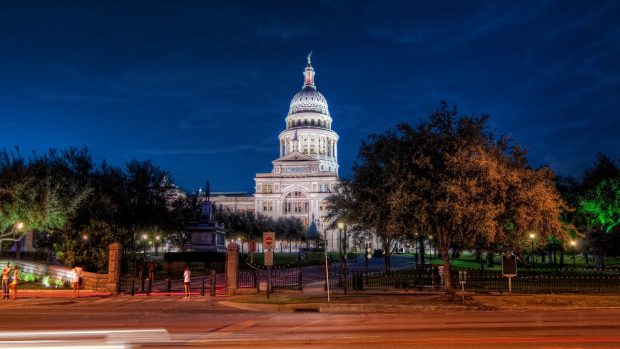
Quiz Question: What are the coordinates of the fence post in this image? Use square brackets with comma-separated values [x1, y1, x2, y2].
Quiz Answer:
[210, 269, 216, 296]
[298, 256, 303, 292]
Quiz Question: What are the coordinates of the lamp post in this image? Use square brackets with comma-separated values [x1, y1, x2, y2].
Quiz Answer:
[15, 221, 25, 259]
[529, 233, 536, 272]
[155, 235, 161, 256]
[428, 235, 433, 259]
[570, 240, 576, 270]
[337, 222, 348, 295]
[142, 233, 148, 255]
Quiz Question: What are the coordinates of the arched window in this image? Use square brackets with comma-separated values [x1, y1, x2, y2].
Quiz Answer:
[311, 119, 315, 126]
[304, 119, 308, 125]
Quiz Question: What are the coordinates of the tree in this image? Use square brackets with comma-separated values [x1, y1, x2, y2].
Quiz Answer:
[0, 149, 91, 243]
[581, 179, 620, 234]
[329, 102, 566, 294]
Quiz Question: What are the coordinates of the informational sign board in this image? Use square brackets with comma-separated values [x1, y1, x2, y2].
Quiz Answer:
[263, 232, 275, 251]
[502, 252, 517, 276]
[249, 240, 257, 253]
[264, 250, 274, 266]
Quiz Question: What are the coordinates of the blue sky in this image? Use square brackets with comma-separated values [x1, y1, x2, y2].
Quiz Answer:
[0, 0, 619, 192]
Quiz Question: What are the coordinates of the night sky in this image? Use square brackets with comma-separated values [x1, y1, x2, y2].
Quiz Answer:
[1, 1, 619, 192]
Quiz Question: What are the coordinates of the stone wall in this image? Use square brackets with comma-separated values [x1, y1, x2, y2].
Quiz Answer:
[0, 242, 122, 293]
[0, 259, 71, 283]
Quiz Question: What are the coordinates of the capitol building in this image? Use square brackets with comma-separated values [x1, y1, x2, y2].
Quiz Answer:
[211, 53, 340, 249]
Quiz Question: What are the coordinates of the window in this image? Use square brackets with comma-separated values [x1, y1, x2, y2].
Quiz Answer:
[263, 201, 273, 212]
[263, 184, 273, 193]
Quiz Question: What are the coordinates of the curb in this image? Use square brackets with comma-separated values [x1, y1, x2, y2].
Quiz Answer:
[218, 300, 476, 313]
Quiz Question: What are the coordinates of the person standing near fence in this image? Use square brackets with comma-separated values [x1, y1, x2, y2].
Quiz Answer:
[9, 265, 18, 300]
[2, 262, 10, 299]
[183, 265, 191, 299]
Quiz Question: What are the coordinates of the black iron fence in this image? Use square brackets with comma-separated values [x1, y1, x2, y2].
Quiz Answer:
[328, 266, 620, 294]
[120, 266, 215, 295]
[329, 265, 445, 292]
[238, 267, 302, 291]
[459, 269, 620, 294]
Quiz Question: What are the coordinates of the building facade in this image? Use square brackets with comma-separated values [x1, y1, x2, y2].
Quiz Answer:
[254, 54, 339, 234]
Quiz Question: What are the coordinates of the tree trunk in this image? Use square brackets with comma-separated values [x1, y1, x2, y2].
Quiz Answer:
[486, 252, 494, 267]
[439, 243, 454, 296]
[479, 250, 484, 271]
[560, 249, 565, 269]
[384, 239, 392, 275]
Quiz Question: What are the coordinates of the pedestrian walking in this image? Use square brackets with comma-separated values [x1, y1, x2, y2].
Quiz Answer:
[2, 262, 10, 299]
[9, 265, 19, 300]
[183, 265, 191, 299]
[71, 267, 81, 298]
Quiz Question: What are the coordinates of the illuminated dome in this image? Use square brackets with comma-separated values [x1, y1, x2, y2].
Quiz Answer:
[287, 52, 330, 117]
[288, 86, 330, 116]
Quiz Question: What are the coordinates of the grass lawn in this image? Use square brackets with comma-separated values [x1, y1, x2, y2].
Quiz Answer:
[240, 252, 361, 269]
[14, 281, 71, 290]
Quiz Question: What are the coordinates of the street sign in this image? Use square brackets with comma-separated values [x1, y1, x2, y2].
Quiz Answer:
[264, 250, 274, 266]
[263, 232, 275, 251]
[502, 252, 517, 276]
[249, 240, 257, 253]
[458, 270, 468, 283]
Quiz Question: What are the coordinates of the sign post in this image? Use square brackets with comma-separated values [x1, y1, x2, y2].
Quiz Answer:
[324, 230, 330, 302]
[502, 252, 517, 295]
[249, 240, 257, 263]
[263, 232, 275, 299]
[458, 270, 467, 302]
[365, 244, 372, 286]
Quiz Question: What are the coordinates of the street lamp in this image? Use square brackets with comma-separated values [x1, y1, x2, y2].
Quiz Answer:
[155, 235, 161, 256]
[337, 221, 348, 295]
[570, 240, 576, 270]
[14, 222, 25, 259]
[142, 234, 148, 255]
[529, 233, 536, 272]
[428, 235, 433, 259]
[82, 234, 88, 241]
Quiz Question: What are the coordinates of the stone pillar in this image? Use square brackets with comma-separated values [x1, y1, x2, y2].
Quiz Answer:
[107, 243, 122, 294]
[225, 243, 239, 294]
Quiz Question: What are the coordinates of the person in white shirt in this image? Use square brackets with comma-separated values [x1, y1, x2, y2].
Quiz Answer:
[183, 265, 191, 299]
[71, 267, 81, 298]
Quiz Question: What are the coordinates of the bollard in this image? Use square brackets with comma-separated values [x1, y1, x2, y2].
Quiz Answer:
[201, 276, 205, 296]
[147, 278, 152, 295]
[165, 278, 171, 293]
[210, 269, 216, 296]
[131, 278, 135, 296]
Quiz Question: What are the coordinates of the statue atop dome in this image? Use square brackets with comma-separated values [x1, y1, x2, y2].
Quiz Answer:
[307, 51, 312, 66]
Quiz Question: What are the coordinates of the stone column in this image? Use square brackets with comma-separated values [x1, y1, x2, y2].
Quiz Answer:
[225, 243, 239, 294]
[107, 243, 122, 294]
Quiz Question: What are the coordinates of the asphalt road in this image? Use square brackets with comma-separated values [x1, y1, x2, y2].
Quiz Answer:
[1, 296, 620, 348]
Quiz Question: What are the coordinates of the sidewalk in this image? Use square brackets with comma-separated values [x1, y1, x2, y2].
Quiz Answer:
[219, 281, 620, 313]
